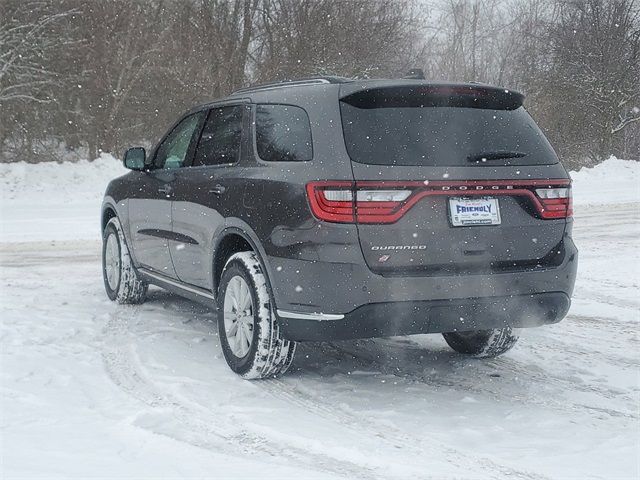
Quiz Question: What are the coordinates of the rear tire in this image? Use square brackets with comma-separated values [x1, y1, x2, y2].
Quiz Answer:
[217, 252, 296, 379]
[102, 217, 148, 304]
[442, 327, 519, 358]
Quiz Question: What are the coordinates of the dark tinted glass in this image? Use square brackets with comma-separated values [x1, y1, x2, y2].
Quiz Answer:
[256, 104, 312, 162]
[340, 103, 558, 166]
[193, 106, 243, 167]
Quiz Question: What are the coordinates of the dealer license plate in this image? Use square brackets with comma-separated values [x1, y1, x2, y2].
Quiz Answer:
[449, 197, 501, 226]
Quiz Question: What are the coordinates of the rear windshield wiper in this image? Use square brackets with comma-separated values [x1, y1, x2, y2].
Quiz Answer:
[467, 151, 527, 162]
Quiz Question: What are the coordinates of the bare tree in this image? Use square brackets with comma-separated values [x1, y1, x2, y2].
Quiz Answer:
[543, 0, 640, 162]
[253, 0, 418, 82]
[0, 1, 79, 156]
[164, 0, 258, 99]
[0, 1, 77, 104]
[421, 0, 522, 84]
[418, 0, 639, 164]
[1, 0, 637, 164]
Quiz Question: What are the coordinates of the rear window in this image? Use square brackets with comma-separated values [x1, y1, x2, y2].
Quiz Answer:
[255, 104, 312, 162]
[340, 100, 558, 167]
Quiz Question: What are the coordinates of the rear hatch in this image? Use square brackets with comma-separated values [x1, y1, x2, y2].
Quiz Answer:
[335, 83, 571, 275]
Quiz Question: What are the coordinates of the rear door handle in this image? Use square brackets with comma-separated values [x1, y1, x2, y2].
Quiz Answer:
[209, 184, 226, 195]
[158, 185, 172, 195]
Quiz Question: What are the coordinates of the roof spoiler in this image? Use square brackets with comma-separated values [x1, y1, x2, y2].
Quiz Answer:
[340, 84, 525, 110]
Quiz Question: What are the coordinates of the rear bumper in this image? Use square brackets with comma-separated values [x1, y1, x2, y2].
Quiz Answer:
[278, 292, 570, 341]
[269, 237, 577, 341]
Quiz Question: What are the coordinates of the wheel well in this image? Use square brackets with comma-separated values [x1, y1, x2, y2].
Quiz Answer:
[213, 233, 253, 293]
[102, 207, 117, 231]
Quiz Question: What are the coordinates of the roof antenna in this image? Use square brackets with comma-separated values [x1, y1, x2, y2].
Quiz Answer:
[404, 68, 425, 80]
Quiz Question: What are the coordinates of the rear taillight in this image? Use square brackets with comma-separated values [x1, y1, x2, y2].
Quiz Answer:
[306, 182, 414, 224]
[306, 180, 572, 224]
[306, 182, 354, 223]
[356, 188, 413, 223]
[535, 187, 573, 219]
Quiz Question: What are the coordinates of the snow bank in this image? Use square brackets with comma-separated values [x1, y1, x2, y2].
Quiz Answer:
[0, 154, 126, 242]
[1, 153, 126, 203]
[0, 155, 638, 242]
[570, 156, 640, 206]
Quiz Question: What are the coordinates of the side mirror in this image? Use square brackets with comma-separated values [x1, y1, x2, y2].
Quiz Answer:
[123, 147, 146, 170]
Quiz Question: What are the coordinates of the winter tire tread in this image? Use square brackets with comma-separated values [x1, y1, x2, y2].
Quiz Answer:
[443, 327, 519, 358]
[102, 217, 148, 305]
[217, 251, 296, 379]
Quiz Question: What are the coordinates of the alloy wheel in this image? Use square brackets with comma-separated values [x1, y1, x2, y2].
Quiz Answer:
[223, 276, 254, 357]
[104, 232, 121, 290]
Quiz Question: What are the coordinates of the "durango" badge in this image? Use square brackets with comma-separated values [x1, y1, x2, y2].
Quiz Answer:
[371, 245, 427, 251]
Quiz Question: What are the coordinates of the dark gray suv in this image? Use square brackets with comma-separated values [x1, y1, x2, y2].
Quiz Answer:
[101, 77, 577, 379]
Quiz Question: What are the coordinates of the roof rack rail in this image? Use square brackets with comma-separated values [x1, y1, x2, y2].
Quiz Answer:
[233, 76, 351, 95]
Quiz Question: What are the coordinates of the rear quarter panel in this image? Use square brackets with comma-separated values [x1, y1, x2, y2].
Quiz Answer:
[237, 85, 363, 265]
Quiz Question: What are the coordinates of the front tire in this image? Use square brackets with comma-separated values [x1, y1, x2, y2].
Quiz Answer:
[217, 252, 296, 379]
[442, 327, 519, 358]
[102, 217, 148, 304]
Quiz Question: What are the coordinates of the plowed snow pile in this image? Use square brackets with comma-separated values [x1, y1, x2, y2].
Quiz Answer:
[1, 155, 639, 479]
[1, 154, 126, 242]
[571, 157, 640, 205]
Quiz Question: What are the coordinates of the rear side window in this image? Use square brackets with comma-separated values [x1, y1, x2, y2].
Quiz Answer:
[340, 93, 558, 167]
[255, 104, 312, 162]
[193, 106, 243, 167]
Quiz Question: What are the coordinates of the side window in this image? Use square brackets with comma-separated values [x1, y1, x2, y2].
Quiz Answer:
[255, 104, 312, 162]
[192, 106, 243, 167]
[154, 113, 204, 169]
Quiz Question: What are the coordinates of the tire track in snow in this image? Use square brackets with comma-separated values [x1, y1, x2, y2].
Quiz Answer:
[259, 375, 550, 480]
[101, 304, 547, 479]
[122, 285, 637, 419]
[101, 308, 387, 480]
[572, 287, 640, 311]
[104, 292, 632, 480]
[322, 339, 638, 420]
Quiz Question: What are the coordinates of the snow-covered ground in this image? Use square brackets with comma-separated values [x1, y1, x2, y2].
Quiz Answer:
[1, 157, 639, 479]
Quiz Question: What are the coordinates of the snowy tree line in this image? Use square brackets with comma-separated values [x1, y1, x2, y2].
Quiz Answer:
[0, 0, 638, 167]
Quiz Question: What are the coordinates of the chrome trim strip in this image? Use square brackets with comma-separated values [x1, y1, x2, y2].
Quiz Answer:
[277, 310, 344, 321]
[140, 269, 215, 300]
